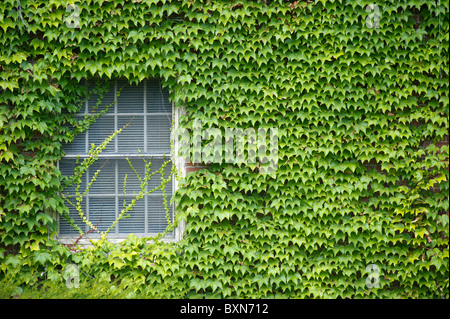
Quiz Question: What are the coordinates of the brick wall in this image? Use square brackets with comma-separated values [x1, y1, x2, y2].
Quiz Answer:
[185, 161, 209, 174]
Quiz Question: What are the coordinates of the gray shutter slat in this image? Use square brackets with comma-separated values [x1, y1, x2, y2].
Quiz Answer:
[118, 196, 145, 233]
[118, 159, 172, 196]
[62, 114, 86, 154]
[118, 158, 146, 195]
[88, 159, 115, 194]
[59, 159, 86, 194]
[88, 197, 116, 232]
[147, 115, 172, 154]
[146, 79, 172, 113]
[145, 158, 173, 194]
[148, 196, 173, 233]
[88, 116, 116, 153]
[88, 80, 115, 114]
[63, 131, 86, 154]
[118, 116, 144, 153]
[59, 159, 86, 235]
[117, 80, 144, 113]
[59, 200, 86, 235]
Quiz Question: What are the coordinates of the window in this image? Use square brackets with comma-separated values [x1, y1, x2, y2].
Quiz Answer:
[59, 79, 174, 238]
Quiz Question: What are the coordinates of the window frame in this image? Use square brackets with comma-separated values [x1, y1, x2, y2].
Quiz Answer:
[56, 79, 185, 245]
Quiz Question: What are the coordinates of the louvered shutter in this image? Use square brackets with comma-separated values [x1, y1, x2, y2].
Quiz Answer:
[59, 79, 173, 236]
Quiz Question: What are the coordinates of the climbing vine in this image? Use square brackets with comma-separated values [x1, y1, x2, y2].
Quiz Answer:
[0, 0, 448, 298]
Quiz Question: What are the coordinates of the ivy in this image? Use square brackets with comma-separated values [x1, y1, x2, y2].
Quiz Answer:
[0, 0, 449, 299]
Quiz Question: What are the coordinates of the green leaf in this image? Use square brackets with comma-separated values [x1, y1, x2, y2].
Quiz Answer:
[5, 255, 22, 268]
[33, 251, 52, 265]
[30, 241, 41, 251]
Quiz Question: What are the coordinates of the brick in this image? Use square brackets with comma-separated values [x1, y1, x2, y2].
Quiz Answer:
[186, 167, 203, 174]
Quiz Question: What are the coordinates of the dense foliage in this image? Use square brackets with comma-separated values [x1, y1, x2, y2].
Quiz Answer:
[0, 0, 448, 298]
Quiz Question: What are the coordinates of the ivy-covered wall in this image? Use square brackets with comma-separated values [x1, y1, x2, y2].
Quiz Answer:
[0, 0, 448, 298]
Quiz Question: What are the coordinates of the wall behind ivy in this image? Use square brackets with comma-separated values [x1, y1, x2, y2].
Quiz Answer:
[0, 0, 448, 298]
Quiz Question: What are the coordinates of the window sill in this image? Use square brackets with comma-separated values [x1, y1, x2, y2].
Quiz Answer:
[57, 232, 180, 247]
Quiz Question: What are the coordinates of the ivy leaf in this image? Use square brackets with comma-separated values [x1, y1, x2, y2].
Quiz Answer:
[33, 250, 52, 265]
[178, 74, 192, 84]
[30, 241, 41, 251]
[5, 255, 22, 268]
